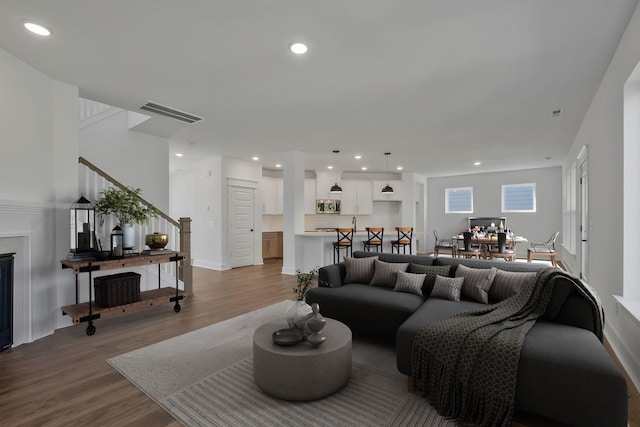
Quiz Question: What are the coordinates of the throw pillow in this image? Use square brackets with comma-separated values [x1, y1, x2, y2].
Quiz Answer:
[489, 270, 537, 302]
[369, 260, 409, 287]
[542, 276, 574, 320]
[407, 264, 451, 296]
[430, 275, 464, 301]
[455, 264, 497, 304]
[393, 271, 427, 296]
[343, 256, 378, 284]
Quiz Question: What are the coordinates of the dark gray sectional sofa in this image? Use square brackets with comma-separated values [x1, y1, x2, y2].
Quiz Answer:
[305, 251, 628, 427]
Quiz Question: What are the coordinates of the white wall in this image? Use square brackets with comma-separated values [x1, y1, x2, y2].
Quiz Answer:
[0, 47, 78, 342]
[190, 156, 223, 270]
[427, 166, 562, 258]
[79, 111, 170, 212]
[184, 156, 261, 271]
[564, 1, 640, 389]
[170, 169, 194, 220]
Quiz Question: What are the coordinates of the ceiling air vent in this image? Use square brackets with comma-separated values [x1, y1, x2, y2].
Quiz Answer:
[139, 102, 203, 124]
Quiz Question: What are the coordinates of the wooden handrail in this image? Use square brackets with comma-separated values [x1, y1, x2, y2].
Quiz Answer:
[78, 156, 179, 227]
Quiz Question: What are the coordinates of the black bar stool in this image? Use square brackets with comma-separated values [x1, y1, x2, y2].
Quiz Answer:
[391, 226, 413, 254]
[333, 228, 354, 263]
[362, 227, 384, 252]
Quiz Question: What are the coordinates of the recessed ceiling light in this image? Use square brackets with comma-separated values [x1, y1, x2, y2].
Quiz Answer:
[474, 161, 482, 166]
[24, 22, 51, 36]
[175, 153, 183, 157]
[354, 155, 362, 160]
[275, 164, 282, 168]
[397, 166, 403, 170]
[252, 156, 260, 161]
[289, 42, 308, 55]
[361, 167, 368, 171]
[327, 165, 334, 170]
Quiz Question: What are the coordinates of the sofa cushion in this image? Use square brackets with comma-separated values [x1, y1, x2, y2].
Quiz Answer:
[393, 271, 427, 296]
[396, 297, 485, 374]
[369, 260, 409, 287]
[407, 264, 451, 297]
[434, 256, 546, 276]
[305, 283, 423, 339]
[343, 256, 378, 284]
[541, 275, 574, 320]
[455, 264, 497, 304]
[489, 270, 537, 302]
[354, 250, 434, 266]
[431, 275, 464, 301]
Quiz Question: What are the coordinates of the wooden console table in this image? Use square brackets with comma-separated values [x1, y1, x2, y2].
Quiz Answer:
[61, 251, 186, 336]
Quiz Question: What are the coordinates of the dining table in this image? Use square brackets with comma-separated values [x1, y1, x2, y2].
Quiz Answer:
[452, 234, 528, 258]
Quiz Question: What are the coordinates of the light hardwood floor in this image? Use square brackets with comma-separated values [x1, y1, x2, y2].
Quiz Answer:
[0, 259, 637, 426]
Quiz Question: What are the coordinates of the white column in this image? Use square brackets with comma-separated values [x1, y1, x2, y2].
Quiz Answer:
[282, 151, 305, 275]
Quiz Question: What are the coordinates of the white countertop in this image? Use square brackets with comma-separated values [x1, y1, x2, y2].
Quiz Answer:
[297, 230, 367, 237]
[297, 232, 337, 237]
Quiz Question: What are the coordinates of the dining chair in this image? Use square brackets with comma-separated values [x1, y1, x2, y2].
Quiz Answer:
[333, 228, 354, 263]
[489, 232, 516, 261]
[391, 227, 413, 254]
[456, 231, 481, 259]
[362, 227, 384, 252]
[527, 231, 559, 267]
[432, 229, 455, 257]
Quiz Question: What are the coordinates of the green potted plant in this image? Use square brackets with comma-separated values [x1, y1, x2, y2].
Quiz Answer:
[292, 267, 319, 301]
[93, 186, 159, 249]
[286, 267, 319, 329]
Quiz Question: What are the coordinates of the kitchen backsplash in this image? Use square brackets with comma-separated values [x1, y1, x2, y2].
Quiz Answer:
[263, 215, 393, 232]
[305, 215, 367, 231]
[262, 203, 402, 232]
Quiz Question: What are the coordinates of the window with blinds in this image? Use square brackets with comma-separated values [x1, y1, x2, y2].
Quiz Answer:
[502, 183, 536, 212]
[445, 187, 473, 213]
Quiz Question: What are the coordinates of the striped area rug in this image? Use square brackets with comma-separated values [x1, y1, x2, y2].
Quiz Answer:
[108, 301, 453, 427]
[163, 357, 453, 427]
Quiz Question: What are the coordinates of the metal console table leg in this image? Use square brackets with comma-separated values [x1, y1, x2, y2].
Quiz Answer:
[169, 254, 184, 313]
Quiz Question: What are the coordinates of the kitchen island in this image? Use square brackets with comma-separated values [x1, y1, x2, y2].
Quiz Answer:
[295, 231, 368, 272]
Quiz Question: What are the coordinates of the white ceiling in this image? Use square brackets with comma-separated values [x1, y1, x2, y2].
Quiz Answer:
[0, 1, 637, 176]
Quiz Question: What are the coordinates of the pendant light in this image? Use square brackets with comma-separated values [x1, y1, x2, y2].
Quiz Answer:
[381, 152, 394, 194]
[330, 150, 343, 193]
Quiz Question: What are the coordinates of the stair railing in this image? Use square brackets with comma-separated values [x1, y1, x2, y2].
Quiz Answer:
[78, 157, 193, 294]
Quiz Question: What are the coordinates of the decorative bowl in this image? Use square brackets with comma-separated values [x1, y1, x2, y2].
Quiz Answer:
[272, 328, 305, 346]
[145, 232, 169, 250]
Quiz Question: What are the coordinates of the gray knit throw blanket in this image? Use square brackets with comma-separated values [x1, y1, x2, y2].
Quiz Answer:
[411, 268, 603, 427]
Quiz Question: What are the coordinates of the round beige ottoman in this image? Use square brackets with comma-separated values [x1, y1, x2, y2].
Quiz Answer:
[253, 318, 352, 401]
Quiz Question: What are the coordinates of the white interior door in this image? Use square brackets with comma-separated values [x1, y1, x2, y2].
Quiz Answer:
[228, 185, 255, 268]
[580, 158, 589, 282]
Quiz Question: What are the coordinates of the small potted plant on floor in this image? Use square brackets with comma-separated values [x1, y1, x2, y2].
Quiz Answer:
[286, 267, 319, 329]
[93, 186, 159, 249]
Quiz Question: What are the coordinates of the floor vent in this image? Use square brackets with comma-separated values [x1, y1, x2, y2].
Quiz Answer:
[139, 102, 203, 124]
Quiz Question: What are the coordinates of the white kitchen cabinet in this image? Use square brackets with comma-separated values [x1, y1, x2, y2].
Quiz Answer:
[260, 177, 283, 214]
[372, 180, 403, 201]
[304, 178, 316, 214]
[340, 180, 373, 215]
[315, 170, 339, 200]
